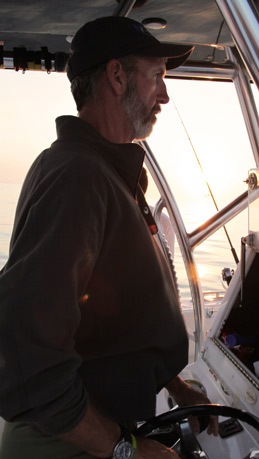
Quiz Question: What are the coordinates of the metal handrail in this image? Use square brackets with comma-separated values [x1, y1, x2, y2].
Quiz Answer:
[227, 47, 259, 166]
[141, 140, 205, 360]
[189, 192, 248, 249]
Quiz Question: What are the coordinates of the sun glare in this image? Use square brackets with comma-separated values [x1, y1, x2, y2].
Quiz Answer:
[196, 263, 208, 280]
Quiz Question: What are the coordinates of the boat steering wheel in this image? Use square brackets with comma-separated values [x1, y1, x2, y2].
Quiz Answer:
[136, 404, 259, 457]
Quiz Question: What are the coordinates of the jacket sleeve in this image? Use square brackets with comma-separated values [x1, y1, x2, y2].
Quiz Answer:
[0, 155, 107, 435]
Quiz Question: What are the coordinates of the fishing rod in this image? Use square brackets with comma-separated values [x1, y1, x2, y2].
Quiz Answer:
[171, 97, 239, 265]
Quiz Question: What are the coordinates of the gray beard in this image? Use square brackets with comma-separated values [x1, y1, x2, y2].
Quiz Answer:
[121, 75, 156, 140]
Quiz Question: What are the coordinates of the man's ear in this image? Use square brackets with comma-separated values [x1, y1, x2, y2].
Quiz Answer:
[106, 59, 127, 95]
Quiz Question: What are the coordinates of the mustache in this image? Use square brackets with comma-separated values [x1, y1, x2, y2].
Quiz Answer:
[152, 104, 161, 115]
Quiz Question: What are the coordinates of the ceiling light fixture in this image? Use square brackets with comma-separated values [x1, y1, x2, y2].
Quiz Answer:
[142, 18, 167, 30]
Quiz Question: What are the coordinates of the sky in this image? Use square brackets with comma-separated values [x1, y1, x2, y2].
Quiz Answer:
[0, 71, 76, 183]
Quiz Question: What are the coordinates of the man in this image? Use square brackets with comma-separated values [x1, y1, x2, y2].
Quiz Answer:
[0, 16, 217, 459]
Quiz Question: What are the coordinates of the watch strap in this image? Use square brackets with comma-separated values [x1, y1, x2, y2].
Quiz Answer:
[130, 434, 137, 459]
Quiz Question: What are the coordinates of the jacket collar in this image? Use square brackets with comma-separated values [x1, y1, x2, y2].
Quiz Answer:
[55, 115, 145, 197]
[56, 116, 157, 234]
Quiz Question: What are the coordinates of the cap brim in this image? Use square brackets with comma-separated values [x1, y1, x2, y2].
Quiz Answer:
[134, 43, 194, 69]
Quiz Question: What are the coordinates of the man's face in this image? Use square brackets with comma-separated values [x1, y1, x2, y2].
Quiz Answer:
[121, 57, 169, 140]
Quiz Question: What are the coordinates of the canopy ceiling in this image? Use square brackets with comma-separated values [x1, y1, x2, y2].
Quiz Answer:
[0, 0, 249, 69]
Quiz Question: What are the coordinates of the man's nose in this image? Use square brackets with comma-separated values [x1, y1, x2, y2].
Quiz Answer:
[158, 80, 169, 104]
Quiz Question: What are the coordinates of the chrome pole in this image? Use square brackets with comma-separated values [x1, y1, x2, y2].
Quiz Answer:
[215, 0, 259, 89]
[189, 192, 248, 248]
[112, 0, 137, 16]
[227, 47, 259, 167]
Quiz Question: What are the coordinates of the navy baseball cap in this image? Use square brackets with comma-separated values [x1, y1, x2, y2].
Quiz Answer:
[67, 16, 194, 81]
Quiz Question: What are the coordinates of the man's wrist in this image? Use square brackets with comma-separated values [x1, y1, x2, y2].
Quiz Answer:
[110, 426, 137, 459]
[166, 376, 189, 394]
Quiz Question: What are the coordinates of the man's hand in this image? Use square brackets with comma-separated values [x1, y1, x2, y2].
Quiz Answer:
[166, 376, 219, 436]
[135, 437, 180, 458]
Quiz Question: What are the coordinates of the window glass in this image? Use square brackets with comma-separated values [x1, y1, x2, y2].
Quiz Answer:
[146, 79, 257, 298]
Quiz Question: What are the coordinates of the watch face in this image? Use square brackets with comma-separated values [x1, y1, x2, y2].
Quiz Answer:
[114, 440, 132, 459]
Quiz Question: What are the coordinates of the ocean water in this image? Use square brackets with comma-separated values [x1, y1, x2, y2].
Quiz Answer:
[0, 181, 248, 299]
[0, 182, 22, 269]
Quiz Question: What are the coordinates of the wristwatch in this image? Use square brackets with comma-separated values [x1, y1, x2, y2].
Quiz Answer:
[111, 427, 137, 459]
